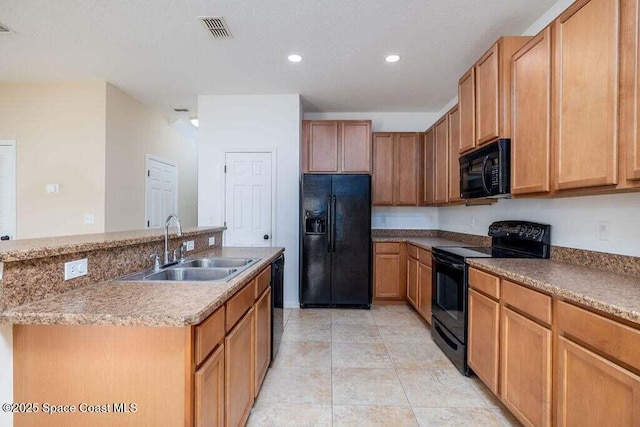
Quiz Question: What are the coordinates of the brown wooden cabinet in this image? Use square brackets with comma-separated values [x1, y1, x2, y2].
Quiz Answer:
[225, 306, 255, 427]
[458, 68, 476, 154]
[254, 287, 271, 398]
[475, 42, 500, 145]
[501, 307, 552, 427]
[468, 288, 500, 394]
[553, 0, 619, 191]
[373, 242, 406, 301]
[434, 116, 449, 204]
[372, 133, 422, 206]
[302, 120, 372, 174]
[447, 105, 462, 203]
[407, 253, 418, 308]
[417, 260, 432, 323]
[422, 128, 435, 205]
[511, 27, 552, 196]
[195, 344, 225, 427]
[557, 336, 640, 426]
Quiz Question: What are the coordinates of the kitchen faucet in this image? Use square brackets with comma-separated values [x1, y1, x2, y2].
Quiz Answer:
[164, 214, 182, 264]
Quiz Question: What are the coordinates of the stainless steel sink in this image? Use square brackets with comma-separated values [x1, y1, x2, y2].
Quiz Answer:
[181, 258, 258, 268]
[116, 257, 261, 283]
[144, 267, 237, 282]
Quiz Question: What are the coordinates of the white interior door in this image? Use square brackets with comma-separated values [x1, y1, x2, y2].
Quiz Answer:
[224, 152, 272, 246]
[0, 141, 16, 240]
[145, 156, 177, 228]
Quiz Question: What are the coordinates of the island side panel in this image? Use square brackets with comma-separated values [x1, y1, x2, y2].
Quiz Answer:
[13, 324, 192, 427]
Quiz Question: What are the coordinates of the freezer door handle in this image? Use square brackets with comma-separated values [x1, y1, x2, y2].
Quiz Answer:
[327, 200, 332, 253]
[332, 195, 337, 253]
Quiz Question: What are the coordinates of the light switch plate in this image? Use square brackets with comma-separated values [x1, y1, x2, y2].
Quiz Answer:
[185, 240, 195, 251]
[64, 258, 88, 280]
[208, 236, 216, 246]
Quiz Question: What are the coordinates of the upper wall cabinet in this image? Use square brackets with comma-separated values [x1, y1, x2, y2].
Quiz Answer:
[553, 0, 618, 191]
[422, 128, 435, 206]
[302, 120, 372, 174]
[372, 132, 423, 206]
[458, 36, 531, 153]
[434, 115, 450, 205]
[448, 105, 462, 203]
[511, 27, 552, 196]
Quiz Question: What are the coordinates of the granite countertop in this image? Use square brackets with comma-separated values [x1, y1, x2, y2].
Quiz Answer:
[468, 258, 640, 324]
[0, 246, 284, 327]
[373, 236, 468, 250]
[0, 226, 225, 262]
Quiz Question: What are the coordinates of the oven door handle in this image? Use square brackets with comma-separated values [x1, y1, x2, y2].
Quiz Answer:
[481, 155, 491, 194]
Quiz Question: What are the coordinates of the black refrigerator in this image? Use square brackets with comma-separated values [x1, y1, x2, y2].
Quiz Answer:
[299, 174, 372, 308]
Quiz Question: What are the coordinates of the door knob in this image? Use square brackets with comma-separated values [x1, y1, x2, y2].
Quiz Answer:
[263, 234, 269, 240]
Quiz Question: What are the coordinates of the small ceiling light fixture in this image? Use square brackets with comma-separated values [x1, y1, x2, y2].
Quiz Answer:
[190, 118, 199, 128]
[385, 54, 400, 63]
[288, 54, 302, 63]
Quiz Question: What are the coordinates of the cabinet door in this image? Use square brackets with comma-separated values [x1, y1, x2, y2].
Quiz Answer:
[254, 288, 271, 398]
[448, 105, 462, 202]
[557, 336, 640, 426]
[458, 68, 476, 153]
[434, 116, 449, 204]
[372, 133, 395, 205]
[341, 121, 372, 173]
[225, 307, 255, 427]
[307, 121, 339, 173]
[468, 289, 500, 394]
[512, 28, 552, 195]
[501, 308, 552, 427]
[407, 257, 418, 308]
[395, 133, 420, 205]
[475, 43, 500, 146]
[423, 128, 435, 206]
[554, 0, 619, 190]
[417, 263, 432, 323]
[374, 253, 401, 299]
[195, 344, 225, 427]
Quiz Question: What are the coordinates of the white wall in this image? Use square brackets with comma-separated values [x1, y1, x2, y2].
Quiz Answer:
[198, 95, 301, 307]
[303, 112, 438, 132]
[372, 207, 438, 229]
[439, 193, 640, 257]
[0, 324, 12, 427]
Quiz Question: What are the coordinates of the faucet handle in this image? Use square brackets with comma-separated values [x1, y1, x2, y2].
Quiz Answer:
[150, 253, 161, 270]
[172, 247, 180, 263]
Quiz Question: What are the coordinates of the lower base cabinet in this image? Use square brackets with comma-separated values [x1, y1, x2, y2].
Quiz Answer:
[195, 345, 225, 427]
[468, 288, 500, 394]
[501, 307, 552, 427]
[254, 288, 272, 398]
[407, 256, 419, 307]
[225, 307, 256, 427]
[417, 263, 432, 322]
[557, 336, 640, 426]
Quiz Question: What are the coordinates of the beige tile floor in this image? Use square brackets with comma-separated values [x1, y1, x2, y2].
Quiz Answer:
[248, 304, 521, 426]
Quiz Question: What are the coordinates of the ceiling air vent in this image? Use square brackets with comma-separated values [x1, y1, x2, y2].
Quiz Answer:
[173, 108, 189, 113]
[0, 23, 11, 33]
[200, 16, 232, 39]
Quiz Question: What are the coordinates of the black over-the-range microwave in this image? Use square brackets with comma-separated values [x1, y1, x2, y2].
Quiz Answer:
[459, 138, 510, 199]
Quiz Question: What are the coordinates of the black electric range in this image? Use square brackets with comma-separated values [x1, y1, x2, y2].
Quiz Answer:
[431, 221, 551, 376]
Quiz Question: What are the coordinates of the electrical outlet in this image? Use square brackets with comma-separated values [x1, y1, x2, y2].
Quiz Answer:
[185, 240, 195, 251]
[599, 221, 611, 241]
[208, 236, 216, 246]
[64, 258, 88, 280]
[84, 214, 95, 224]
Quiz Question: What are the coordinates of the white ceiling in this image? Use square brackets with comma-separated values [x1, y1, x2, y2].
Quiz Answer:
[0, 0, 556, 117]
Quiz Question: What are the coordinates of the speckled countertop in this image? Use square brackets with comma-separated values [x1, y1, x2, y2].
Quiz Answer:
[0, 246, 284, 327]
[0, 226, 225, 262]
[468, 258, 640, 324]
[373, 236, 468, 250]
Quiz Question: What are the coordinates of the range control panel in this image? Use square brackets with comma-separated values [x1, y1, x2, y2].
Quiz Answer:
[488, 221, 551, 243]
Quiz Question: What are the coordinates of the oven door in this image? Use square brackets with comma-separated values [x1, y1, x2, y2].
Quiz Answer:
[431, 252, 466, 343]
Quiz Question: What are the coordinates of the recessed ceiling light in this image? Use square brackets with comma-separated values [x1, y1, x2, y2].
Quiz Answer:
[288, 54, 302, 63]
[385, 55, 400, 63]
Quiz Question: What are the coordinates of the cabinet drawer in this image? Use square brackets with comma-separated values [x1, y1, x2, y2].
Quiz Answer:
[226, 280, 257, 332]
[468, 268, 500, 299]
[558, 301, 640, 370]
[376, 242, 401, 254]
[195, 306, 226, 366]
[407, 244, 419, 259]
[502, 280, 551, 325]
[418, 248, 432, 267]
[255, 266, 271, 299]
